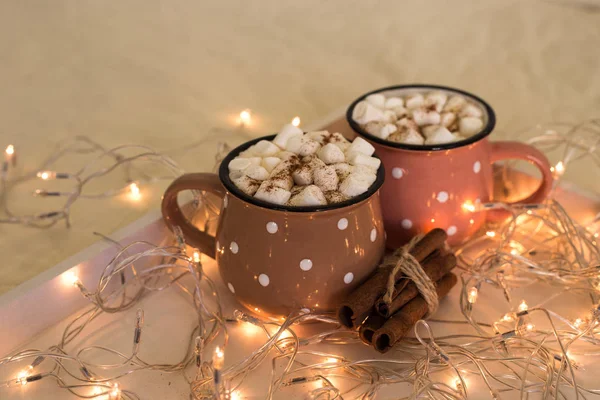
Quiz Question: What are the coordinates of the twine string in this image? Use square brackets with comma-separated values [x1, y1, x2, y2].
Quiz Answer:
[382, 234, 439, 316]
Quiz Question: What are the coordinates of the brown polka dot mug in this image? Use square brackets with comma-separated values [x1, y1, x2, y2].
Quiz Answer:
[347, 84, 554, 247]
[161, 135, 386, 318]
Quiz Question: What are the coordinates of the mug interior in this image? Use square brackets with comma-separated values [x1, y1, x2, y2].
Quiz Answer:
[346, 84, 496, 152]
[219, 134, 385, 212]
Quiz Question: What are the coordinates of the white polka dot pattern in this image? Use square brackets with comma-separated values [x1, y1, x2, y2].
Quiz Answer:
[370, 228, 377, 242]
[392, 167, 404, 179]
[473, 161, 481, 173]
[437, 191, 449, 203]
[401, 219, 413, 229]
[230, 241, 239, 254]
[258, 274, 270, 287]
[300, 259, 313, 271]
[337, 218, 348, 230]
[266, 221, 278, 234]
[447, 226, 457, 236]
[344, 272, 354, 284]
[227, 282, 235, 293]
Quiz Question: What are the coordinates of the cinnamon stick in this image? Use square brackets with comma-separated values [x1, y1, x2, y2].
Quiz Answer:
[337, 228, 447, 328]
[358, 313, 386, 345]
[372, 272, 458, 353]
[375, 252, 457, 318]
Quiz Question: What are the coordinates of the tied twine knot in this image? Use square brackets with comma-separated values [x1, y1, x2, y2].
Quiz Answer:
[381, 234, 439, 317]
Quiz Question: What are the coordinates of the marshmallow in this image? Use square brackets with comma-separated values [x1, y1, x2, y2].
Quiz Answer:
[273, 124, 303, 149]
[405, 93, 424, 109]
[390, 129, 424, 145]
[390, 106, 408, 118]
[366, 93, 386, 109]
[313, 165, 339, 192]
[397, 117, 419, 131]
[333, 162, 353, 180]
[352, 164, 378, 182]
[269, 173, 294, 190]
[254, 181, 292, 205]
[347, 136, 375, 156]
[440, 112, 457, 128]
[292, 164, 313, 185]
[422, 125, 441, 138]
[304, 154, 326, 169]
[276, 151, 298, 160]
[323, 190, 349, 204]
[288, 185, 327, 206]
[261, 156, 282, 173]
[459, 104, 483, 118]
[425, 91, 448, 112]
[317, 143, 345, 164]
[253, 140, 280, 156]
[244, 165, 269, 180]
[384, 97, 404, 109]
[232, 175, 260, 196]
[352, 101, 384, 124]
[377, 123, 398, 140]
[347, 152, 381, 170]
[228, 157, 252, 173]
[459, 117, 484, 136]
[382, 110, 397, 124]
[339, 173, 372, 197]
[412, 109, 441, 126]
[270, 158, 300, 176]
[443, 95, 466, 112]
[286, 136, 320, 156]
[229, 170, 243, 181]
[364, 121, 384, 137]
[305, 130, 331, 144]
[424, 126, 457, 145]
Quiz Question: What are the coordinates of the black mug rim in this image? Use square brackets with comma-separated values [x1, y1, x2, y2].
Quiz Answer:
[219, 134, 385, 213]
[346, 84, 496, 151]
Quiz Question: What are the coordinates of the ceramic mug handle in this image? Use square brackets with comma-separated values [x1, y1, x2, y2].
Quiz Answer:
[488, 141, 553, 221]
[161, 173, 226, 259]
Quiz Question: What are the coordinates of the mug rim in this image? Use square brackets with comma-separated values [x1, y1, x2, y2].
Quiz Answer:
[346, 84, 496, 152]
[219, 134, 385, 213]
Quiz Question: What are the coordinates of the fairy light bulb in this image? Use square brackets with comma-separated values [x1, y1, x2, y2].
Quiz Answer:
[518, 300, 528, 312]
[554, 161, 565, 176]
[525, 323, 535, 331]
[17, 370, 29, 386]
[291, 116, 301, 127]
[453, 378, 464, 390]
[239, 109, 252, 126]
[213, 346, 225, 370]
[325, 357, 340, 364]
[5, 144, 15, 164]
[486, 231, 496, 238]
[37, 170, 56, 180]
[129, 182, 141, 200]
[574, 318, 583, 329]
[193, 251, 201, 263]
[502, 313, 514, 322]
[462, 201, 476, 212]
[467, 287, 478, 304]
[109, 382, 120, 399]
[62, 270, 80, 287]
[229, 390, 242, 400]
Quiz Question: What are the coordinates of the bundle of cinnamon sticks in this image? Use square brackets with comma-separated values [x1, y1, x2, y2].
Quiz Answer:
[337, 228, 457, 353]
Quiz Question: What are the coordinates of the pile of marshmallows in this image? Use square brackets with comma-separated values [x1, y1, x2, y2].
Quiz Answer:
[228, 125, 380, 206]
[352, 91, 485, 145]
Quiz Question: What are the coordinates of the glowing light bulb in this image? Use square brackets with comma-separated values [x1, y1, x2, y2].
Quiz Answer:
[430, 218, 435, 223]
[5, 144, 14, 155]
[594, 232, 599, 238]
[37, 170, 56, 180]
[229, 390, 242, 400]
[62, 270, 80, 287]
[291, 116, 301, 127]
[239, 109, 252, 126]
[129, 183, 141, 200]
[486, 231, 496, 238]
[192, 251, 201, 263]
[467, 287, 478, 304]
[213, 346, 225, 370]
[510, 248, 518, 255]
[518, 300, 528, 312]
[574, 318, 583, 329]
[17, 370, 28, 386]
[462, 201, 476, 212]
[109, 382, 120, 399]
[325, 357, 340, 364]
[526, 323, 534, 331]
[469, 219, 474, 225]
[453, 378, 464, 390]
[554, 161, 565, 176]
[502, 313, 514, 322]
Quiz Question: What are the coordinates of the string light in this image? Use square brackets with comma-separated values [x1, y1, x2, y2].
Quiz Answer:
[5, 144, 14, 156]
[501, 313, 514, 322]
[37, 170, 56, 180]
[291, 116, 301, 127]
[239, 109, 252, 126]
[213, 346, 225, 370]
[486, 231, 496, 238]
[193, 251, 201, 263]
[518, 300, 528, 312]
[554, 161, 565, 176]
[16, 370, 29, 386]
[325, 357, 340, 364]
[525, 323, 535, 332]
[109, 383, 120, 399]
[61, 270, 80, 287]
[129, 182, 141, 200]
[229, 390, 241, 400]
[462, 201, 476, 212]
[574, 318, 583, 329]
[467, 287, 478, 304]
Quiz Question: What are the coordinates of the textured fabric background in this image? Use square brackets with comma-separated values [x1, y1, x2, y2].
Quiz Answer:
[1, 0, 599, 294]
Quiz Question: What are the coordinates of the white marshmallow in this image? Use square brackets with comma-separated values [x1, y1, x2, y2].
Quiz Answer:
[333, 162, 353, 180]
[352, 164, 378, 182]
[422, 125, 441, 138]
[365, 93, 386, 109]
[459, 103, 483, 118]
[229, 170, 243, 181]
[424, 126, 457, 145]
[440, 112, 457, 128]
[288, 185, 327, 206]
[285, 136, 320, 156]
[304, 154, 326, 170]
[273, 124, 303, 149]
[276, 151, 297, 160]
[382, 110, 397, 124]
[347, 136, 375, 156]
[347, 152, 381, 170]
[292, 164, 313, 185]
[324, 190, 349, 204]
[392, 129, 425, 145]
[228, 158, 252, 172]
[425, 91, 448, 112]
[305, 130, 330, 144]
[270, 158, 300, 177]
[352, 101, 384, 124]
[313, 165, 339, 191]
[244, 165, 269, 180]
[384, 97, 404, 109]
[269, 174, 294, 190]
[397, 117, 419, 131]
[412, 109, 441, 126]
[390, 106, 408, 118]
[317, 143, 345, 164]
[254, 181, 291, 205]
[378, 123, 397, 140]
[253, 140, 280, 156]
[364, 121, 384, 137]
[459, 117, 484, 136]
[405, 93, 425, 109]
[339, 174, 372, 197]
[232, 175, 260, 196]
[261, 157, 281, 173]
[443, 95, 466, 112]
